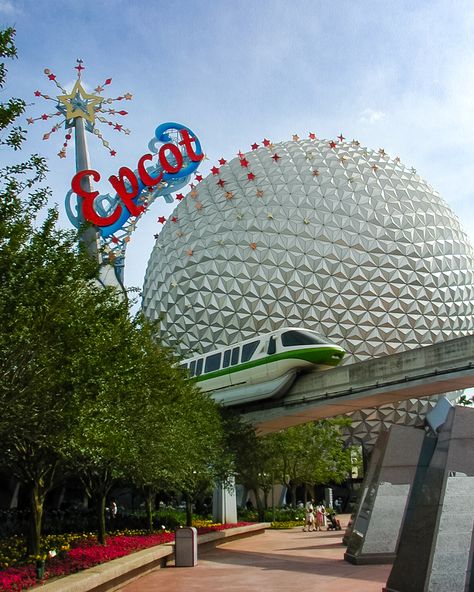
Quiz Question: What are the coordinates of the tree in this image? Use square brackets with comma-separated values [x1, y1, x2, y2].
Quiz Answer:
[267, 419, 354, 507]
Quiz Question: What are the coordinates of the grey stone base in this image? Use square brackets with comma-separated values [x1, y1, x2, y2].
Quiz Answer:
[344, 551, 396, 565]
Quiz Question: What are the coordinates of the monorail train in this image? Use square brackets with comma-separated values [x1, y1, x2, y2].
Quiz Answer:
[180, 327, 346, 406]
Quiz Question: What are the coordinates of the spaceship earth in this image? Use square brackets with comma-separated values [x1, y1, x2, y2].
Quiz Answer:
[142, 136, 474, 444]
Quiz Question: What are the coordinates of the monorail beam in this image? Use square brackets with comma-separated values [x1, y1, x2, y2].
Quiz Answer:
[240, 334, 474, 434]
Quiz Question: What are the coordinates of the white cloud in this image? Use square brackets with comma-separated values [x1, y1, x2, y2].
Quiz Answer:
[0, 0, 20, 15]
[359, 108, 386, 125]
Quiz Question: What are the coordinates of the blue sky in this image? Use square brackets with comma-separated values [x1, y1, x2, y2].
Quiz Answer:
[2, 0, 474, 291]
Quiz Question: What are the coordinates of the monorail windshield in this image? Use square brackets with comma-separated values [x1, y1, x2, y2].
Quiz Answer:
[281, 330, 328, 347]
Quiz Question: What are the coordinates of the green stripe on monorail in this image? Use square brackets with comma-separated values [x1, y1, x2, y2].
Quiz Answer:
[194, 347, 344, 383]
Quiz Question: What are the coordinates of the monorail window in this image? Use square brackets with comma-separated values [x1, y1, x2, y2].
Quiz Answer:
[223, 349, 231, 368]
[195, 358, 203, 376]
[205, 352, 221, 373]
[189, 360, 196, 376]
[231, 347, 240, 365]
[281, 330, 326, 347]
[241, 340, 259, 362]
[268, 336, 276, 355]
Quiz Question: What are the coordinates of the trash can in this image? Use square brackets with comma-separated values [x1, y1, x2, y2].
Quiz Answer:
[175, 526, 198, 567]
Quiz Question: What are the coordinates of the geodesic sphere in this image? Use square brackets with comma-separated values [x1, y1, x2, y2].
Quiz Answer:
[142, 137, 474, 363]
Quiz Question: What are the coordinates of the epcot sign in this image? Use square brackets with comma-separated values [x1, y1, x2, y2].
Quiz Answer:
[70, 122, 204, 237]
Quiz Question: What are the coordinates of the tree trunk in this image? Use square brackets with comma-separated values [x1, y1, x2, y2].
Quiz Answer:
[25, 461, 57, 557]
[145, 487, 154, 532]
[290, 484, 297, 508]
[185, 497, 193, 527]
[252, 487, 265, 521]
[27, 482, 45, 557]
[97, 493, 107, 544]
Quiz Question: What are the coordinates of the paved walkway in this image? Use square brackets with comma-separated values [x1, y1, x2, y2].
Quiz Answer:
[117, 516, 391, 592]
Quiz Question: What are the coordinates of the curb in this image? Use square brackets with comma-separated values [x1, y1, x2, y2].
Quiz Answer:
[35, 523, 270, 592]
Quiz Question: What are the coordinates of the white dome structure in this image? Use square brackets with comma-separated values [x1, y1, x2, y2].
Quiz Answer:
[142, 136, 474, 444]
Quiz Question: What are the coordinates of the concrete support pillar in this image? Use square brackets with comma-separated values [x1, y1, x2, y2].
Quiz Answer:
[384, 405, 474, 592]
[213, 477, 237, 524]
[345, 424, 426, 564]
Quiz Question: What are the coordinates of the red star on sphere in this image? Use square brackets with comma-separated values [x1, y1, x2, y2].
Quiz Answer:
[158, 216, 166, 224]
[171, 216, 178, 223]
[272, 153, 280, 162]
[34, 90, 41, 97]
[237, 150, 245, 158]
[48, 73, 56, 81]
[217, 179, 226, 187]
[218, 158, 227, 165]
[247, 172, 256, 181]
[251, 143, 259, 150]
[329, 141, 337, 149]
[114, 124, 123, 131]
[110, 150, 117, 157]
[262, 138, 271, 147]
[309, 132, 316, 139]
[240, 158, 249, 167]
[195, 174, 203, 182]
[176, 193, 184, 201]
[338, 134, 345, 142]
[211, 166, 220, 175]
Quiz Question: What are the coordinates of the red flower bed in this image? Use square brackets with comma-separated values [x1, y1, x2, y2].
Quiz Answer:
[0, 523, 253, 592]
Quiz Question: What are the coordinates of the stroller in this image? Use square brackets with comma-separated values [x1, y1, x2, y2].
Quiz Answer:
[326, 512, 342, 531]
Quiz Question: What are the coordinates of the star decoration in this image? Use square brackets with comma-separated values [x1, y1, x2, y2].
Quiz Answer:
[211, 166, 220, 175]
[240, 158, 249, 167]
[272, 153, 280, 162]
[171, 281, 177, 288]
[236, 213, 243, 220]
[35, 61, 132, 159]
[225, 191, 234, 200]
[329, 141, 337, 149]
[292, 134, 300, 141]
[176, 193, 184, 201]
[267, 212, 273, 219]
[190, 189, 198, 198]
[352, 139, 360, 146]
[154, 233, 159, 239]
[312, 169, 320, 177]
[247, 172, 256, 181]
[378, 148, 386, 157]
[256, 189, 264, 197]
[195, 174, 203, 182]
[58, 79, 102, 124]
[237, 150, 245, 158]
[262, 138, 271, 147]
[303, 217, 310, 224]
[372, 164, 378, 172]
[195, 202, 203, 209]
[186, 249, 193, 256]
[176, 231, 184, 238]
[124, 93, 133, 100]
[171, 216, 178, 223]
[394, 156, 401, 163]
[251, 143, 259, 150]
[309, 132, 316, 140]
[217, 179, 226, 188]
[249, 242, 257, 250]
[158, 216, 166, 224]
[411, 167, 417, 174]
[338, 134, 345, 142]
[218, 158, 227, 165]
